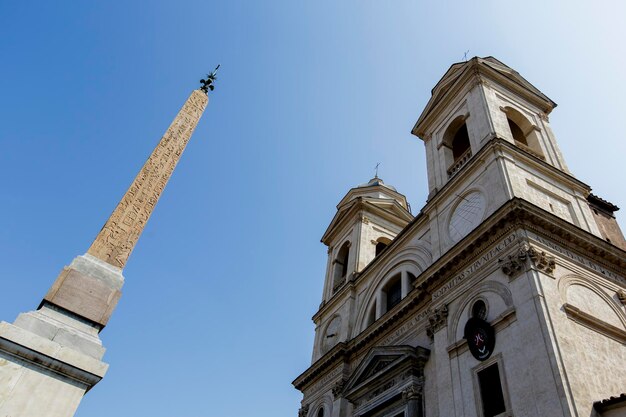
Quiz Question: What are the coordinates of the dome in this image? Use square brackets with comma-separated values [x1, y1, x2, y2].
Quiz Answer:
[356, 176, 397, 192]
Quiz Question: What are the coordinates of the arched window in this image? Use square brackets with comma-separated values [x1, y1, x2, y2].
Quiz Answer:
[375, 237, 392, 256]
[317, 407, 324, 417]
[365, 300, 377, 328]
[384, 274, 402, 311]
[451, 123, 471, 161]
[507, 118, 528, 147]
[332, 241, 350, 292]
[407, 271, 417, 287]
[472, 299, 487, 320]
[502, 107, 544, 159]
[443, 116, 473, 177]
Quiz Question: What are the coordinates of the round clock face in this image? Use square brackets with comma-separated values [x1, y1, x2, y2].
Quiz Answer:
[322, 316, 342, 353]
[448, 192, 486, 242]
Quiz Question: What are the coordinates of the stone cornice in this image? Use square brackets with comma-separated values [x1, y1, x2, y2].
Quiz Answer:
[424, 137, 591, 209]
[322, 198, 413, 245]
[0, 322, 107, 391]
[413, 58, 555, 138]
[294, 198, 626, 392]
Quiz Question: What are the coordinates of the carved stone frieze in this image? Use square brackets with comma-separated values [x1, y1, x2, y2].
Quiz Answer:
[426, 305, 448, 339]
[365, 378, 396, 402]
[87, 90, 208, 269]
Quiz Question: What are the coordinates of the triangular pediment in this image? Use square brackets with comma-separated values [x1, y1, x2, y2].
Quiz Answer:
[321, 197, 413, 245]
[353, 354, 402, 386]
[342, 345, 429, 398]
[413, 56, 556, 137]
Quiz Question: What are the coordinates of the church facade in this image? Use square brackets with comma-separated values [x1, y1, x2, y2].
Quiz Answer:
[293, 57, 626, 417]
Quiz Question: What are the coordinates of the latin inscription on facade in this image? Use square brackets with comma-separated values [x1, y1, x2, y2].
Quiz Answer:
[87, 90, 208, 268]
[305, 365, 343, 397]
[432, 233, 518, 300]
[379, 309, 430, 346]
[530, 233, 625, 284]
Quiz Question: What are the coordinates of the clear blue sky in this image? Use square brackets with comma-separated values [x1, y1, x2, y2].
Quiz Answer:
[1, 1, 625, 416]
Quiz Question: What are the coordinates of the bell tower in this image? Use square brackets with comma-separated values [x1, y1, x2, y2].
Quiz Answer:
[312, 177, 413, 361]
[411, 57, 614, 260]
[294, 57, 626, 417]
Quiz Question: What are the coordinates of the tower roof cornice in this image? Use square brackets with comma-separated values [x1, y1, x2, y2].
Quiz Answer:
[321, 197, 413, 245]
[412, 56, 557, 139]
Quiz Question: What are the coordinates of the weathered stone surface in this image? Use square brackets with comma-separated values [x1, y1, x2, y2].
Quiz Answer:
[87, 90, 208, 269]
[294, 58, 626, 417]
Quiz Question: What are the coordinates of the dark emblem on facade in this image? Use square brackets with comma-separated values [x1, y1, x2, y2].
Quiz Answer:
[464, 317, 495, 361]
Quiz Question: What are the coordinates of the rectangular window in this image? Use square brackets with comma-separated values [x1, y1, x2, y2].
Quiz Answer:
[386, 280, 402, 310]
[477, 363, 506, 417]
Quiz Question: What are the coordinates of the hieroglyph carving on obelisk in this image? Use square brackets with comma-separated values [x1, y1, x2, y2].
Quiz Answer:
[87, 90, 208, 268]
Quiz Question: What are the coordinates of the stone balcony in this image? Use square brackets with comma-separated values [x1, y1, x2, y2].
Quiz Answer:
[447, 148, 472, 179]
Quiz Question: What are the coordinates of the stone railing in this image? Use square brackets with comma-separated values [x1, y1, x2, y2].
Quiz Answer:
[447, 148, 472, 178]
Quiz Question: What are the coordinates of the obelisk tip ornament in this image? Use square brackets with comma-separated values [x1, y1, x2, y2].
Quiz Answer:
[200, 64, 220, 94]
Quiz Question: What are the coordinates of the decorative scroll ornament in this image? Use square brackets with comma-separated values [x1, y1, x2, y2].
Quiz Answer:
[528, 246, 556, 274]
[402, 384, 423, 400]
[499, 245, 530, 277]
[298, 404, 309, 417]
[499, 244, 556, 277]
[426, 305, 448, 339]
[332, 378, 347, 399]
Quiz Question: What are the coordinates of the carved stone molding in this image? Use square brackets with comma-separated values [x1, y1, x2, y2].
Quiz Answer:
[298, 404, 309, 417]
[617, 289, 626, 306]
[539, 112, 550, 122]
[528, 246, 556, 274]
[499, 245, 556, 277]
[499, 245, 530, 277]
[426, 305, 448, 339]
[332, 378, 347, 399]
[402, 381, 424, 400]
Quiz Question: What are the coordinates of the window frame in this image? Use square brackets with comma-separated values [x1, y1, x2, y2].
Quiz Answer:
[471, 353, 512, 417]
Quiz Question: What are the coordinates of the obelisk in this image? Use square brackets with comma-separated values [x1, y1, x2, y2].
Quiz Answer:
[0, 72, 216, 417]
